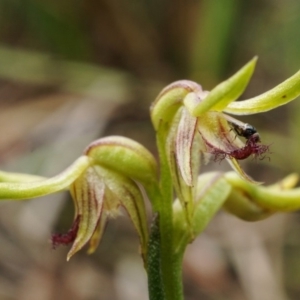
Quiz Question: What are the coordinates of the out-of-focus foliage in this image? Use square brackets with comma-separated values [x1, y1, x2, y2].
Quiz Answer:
[0, 1, 300, 299]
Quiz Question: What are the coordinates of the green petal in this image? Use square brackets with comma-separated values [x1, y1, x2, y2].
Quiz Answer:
[268, 173, 299, 190]
[226, 158, 263, 185]
[225, 171, 300, 211]
[94, 165, 149, 263]
[173, 172, 231, 252]
[224, 188, 273, 221]
[164, 108, 196, 221]
[175, 108, 199, 187]
[224, 173, 299, 221]
[87, 212, 108, 254]
[192, 172, 231, 236]
[198, 111, 244, 151]
[224, 70, 300, 115]
[191, 57, 257, 116]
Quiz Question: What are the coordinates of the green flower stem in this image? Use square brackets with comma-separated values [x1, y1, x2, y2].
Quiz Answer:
[172, 251, 185, 297]
[147, 215, 165, 300]
[151, 125, 184, 300]
[161, 173, 233, 300]
[225, 172, 300, 211]
[0, 156, 91, 200]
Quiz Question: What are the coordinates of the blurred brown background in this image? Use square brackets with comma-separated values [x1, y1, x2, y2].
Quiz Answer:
[0, 0, 300, 299]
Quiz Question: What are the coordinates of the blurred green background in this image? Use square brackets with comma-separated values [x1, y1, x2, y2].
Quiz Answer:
[0, 0, 300, 299]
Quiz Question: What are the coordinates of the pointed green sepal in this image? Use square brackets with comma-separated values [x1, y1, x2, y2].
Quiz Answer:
[191, 57, 257, 116]
[224, 69, 300, 115]
[225, 171, 300, 211]
[0, 171, 46, 183]
[223, 188, 273, 221]
[0, 156, 91, 200]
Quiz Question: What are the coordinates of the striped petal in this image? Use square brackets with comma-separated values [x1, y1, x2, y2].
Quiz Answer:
[67, 167, 105, 260]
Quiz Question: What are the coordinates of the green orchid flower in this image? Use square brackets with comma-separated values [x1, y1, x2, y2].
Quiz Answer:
[0, 136, 158, 262]
[151, 57, 300, 242]
[152, 58, 300, 185]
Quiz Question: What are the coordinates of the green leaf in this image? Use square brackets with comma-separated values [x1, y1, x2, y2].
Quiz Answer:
[224, 69, 300, 115]
[191, 57, 257, 116]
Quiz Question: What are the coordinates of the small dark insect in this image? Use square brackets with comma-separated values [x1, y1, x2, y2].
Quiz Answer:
[229, 122, 260, 141]
[51, 215, 81, 249]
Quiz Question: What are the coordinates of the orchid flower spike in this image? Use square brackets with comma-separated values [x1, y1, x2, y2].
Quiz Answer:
[151, 57, 300, 222]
